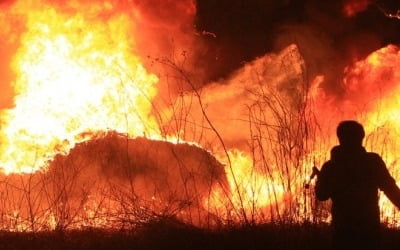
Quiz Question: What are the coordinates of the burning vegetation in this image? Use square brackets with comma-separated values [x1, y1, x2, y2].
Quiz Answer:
[0, 0, 399, 234]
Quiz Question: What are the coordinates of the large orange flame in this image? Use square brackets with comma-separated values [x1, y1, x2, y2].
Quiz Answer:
[0, 1, 159, 173]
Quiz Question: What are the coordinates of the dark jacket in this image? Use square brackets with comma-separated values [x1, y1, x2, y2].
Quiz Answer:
[315, 145, 400, 249]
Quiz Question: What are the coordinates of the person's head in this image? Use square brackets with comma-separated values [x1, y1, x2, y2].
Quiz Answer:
[336, 120, 365, 147]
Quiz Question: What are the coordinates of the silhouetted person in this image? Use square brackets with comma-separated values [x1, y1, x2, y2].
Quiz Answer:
[315, 120, 400, 250]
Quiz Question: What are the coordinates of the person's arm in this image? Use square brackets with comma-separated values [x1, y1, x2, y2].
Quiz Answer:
[374, 154, 400, 209]
[315, 162, 332, 201]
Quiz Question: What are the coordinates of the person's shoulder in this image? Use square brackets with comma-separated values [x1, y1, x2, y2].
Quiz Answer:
[321, 159, 335, 171]
[365, 151, 385, 166]
[365, 152, 383, 160]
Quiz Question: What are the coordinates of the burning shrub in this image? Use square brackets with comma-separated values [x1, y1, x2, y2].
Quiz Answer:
[48, 132, 228, 227]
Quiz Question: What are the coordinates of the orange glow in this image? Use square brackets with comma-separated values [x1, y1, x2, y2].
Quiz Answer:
[205, 150, 286, 222]
[343, 0, 373, 17]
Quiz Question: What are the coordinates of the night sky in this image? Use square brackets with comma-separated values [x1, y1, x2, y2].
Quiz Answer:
[194, 0, 400, 91]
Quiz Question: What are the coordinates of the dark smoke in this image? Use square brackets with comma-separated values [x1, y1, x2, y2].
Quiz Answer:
[195, 0, 400, 93]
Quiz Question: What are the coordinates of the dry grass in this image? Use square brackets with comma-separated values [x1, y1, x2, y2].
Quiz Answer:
[1, 219, 400, 250]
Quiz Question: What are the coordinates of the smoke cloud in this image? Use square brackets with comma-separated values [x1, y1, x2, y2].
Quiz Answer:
[195, 0, 400, 92]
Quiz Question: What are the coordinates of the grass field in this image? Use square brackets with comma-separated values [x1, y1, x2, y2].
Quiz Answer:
[1, 220, 400, 250]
